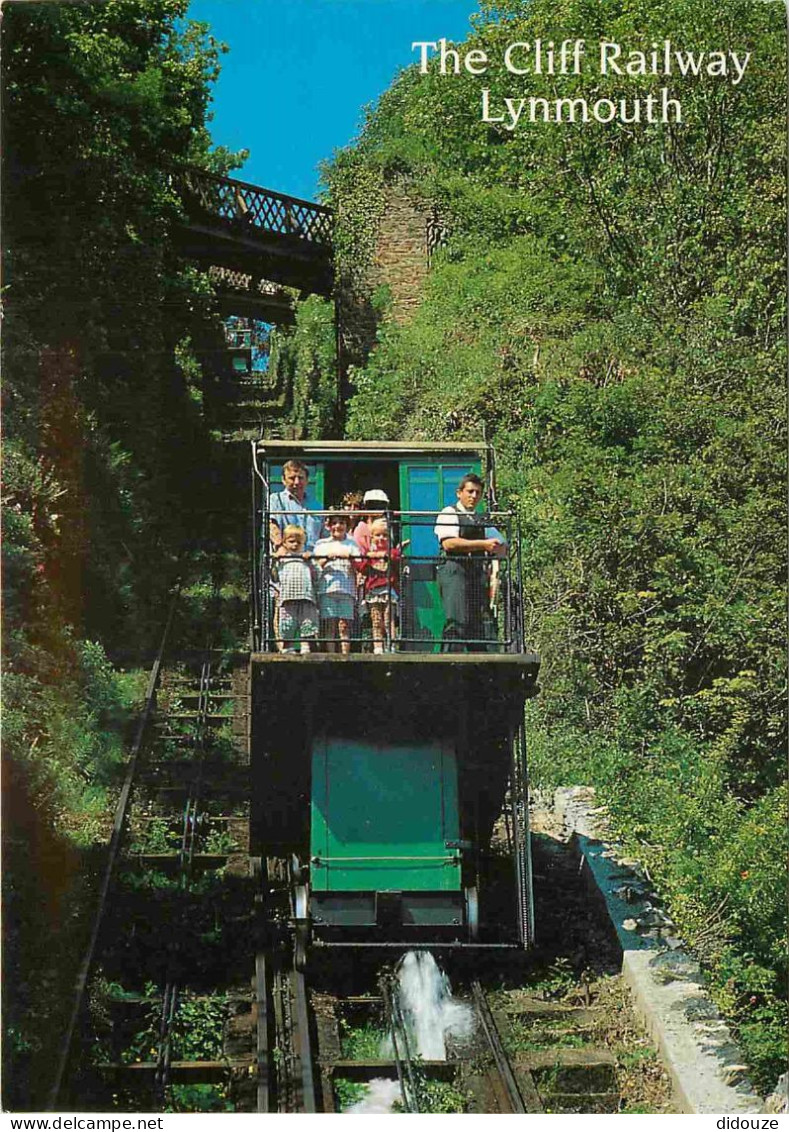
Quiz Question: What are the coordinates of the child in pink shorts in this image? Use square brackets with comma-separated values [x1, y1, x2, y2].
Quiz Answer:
[356, 518, 408, 654]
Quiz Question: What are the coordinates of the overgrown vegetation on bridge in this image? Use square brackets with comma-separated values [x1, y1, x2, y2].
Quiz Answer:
[323, 0, 787, 1090]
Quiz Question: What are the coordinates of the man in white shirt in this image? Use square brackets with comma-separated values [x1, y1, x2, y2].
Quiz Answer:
[434, 473, 506, 652]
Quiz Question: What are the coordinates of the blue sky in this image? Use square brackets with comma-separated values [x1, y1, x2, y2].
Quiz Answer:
[187, 0, 479, 202]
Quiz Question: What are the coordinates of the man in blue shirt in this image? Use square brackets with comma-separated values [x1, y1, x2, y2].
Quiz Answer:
[268, 459, 324, 550]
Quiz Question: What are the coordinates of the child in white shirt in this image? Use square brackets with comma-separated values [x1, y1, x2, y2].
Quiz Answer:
[313, 511, 361, 655]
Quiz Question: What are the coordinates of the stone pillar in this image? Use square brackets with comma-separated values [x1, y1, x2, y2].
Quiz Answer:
[336, 178, 441, 407]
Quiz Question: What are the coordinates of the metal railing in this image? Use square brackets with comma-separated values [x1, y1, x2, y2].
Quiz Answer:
[254, 510, 525, 655]
[174, 166, 333, 246]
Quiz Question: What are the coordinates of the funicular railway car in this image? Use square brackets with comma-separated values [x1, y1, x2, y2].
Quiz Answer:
[249, 441, 539, 962]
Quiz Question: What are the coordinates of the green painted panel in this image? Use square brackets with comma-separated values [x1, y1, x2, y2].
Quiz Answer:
[310, 737, 460, 892]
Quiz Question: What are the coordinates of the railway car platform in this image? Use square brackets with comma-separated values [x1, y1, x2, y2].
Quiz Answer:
[250, 440, 541, 956]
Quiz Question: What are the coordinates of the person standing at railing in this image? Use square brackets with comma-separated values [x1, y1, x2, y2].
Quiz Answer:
[434, 473, 507, 653]
[266, 460, 324, 651]
[314, 512, 361, 655]
[268, 459, 324, 551]
[351, 488, 391, 555]
[273, 525, 319, 655]
[356, 518, 410, 655]
[351, 488, 390, 648]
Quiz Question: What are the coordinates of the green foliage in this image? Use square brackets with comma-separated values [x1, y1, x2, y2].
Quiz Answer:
[267, 295, 339, 438]
[119, 994, 161, 1065]
[507, 1023, 588, 1053]
[204, 825, 238, 854]
[323, 150, 387, 287]
[2, 7, 243, 1101]
[128, 817, 180, 854]
[3, 637, 142, 843]
[2, 0, 241, 839]
[413, 1073, 469, 1114]
[111, 991, 228, 1068]
[327, 0, 786, 1093]
[338, 1019, 386, 1059]
[172, 997, 227, 1060]
[116, 868, 181, 893]
[99, 979, 143, 1003]
[334, 1077, 369, 1111]
[517, 958, 579, 1000]
[165, 1084, 232, 1113]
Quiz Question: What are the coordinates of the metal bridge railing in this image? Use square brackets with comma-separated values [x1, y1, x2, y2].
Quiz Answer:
[174, 166, 332, 246]
[257, 511, 525, 655]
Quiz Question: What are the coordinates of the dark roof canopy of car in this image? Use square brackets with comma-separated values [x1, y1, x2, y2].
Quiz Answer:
[254, 439, 487, 461]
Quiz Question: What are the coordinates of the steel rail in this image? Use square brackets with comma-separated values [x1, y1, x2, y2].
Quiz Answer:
[255, 951, 270, 1112]
[292, 964, 317, 1112]
[381, 980, 419, 1113]
[380, 982, 408, 1112]
[154, 983, 179, 1101]
[391, 981, 420, 1113]
[48, 590, 180, 1110]
[471, 982, 528, 1114]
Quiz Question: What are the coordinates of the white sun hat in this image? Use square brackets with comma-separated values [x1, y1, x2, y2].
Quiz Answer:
[362, 489, 390, 505]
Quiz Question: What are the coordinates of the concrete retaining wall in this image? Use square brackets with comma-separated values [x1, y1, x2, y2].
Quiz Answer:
[554, 787, 765, 1115]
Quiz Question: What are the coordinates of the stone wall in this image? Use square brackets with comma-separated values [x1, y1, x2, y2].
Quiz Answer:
[370, 183, 434, 324]
[338, 178, 438, 386]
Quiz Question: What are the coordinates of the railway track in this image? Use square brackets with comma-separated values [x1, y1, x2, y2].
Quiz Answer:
[46, 565, 260, 1112]
[79, 649, 257, 1112]
[49, 582, 667, 1115]
[50, 652, 651, 1115]
[305, 972, 624, 1114]
[48, 572, 322, 1114]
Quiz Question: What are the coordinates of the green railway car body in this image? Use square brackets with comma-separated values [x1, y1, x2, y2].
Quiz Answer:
[310, 737, 460, 894]
[250, 441, 540, 951]
[309, 736, 466, 931]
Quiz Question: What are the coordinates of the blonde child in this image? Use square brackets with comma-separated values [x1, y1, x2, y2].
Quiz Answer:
[313, 511, 360, 654]
[274, 525, 318, 655]
[357, 518, 408, 654]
